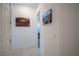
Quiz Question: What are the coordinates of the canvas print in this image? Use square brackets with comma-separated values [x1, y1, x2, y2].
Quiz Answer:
[43, 9, 52, 25]
[16, 17, 30, 27]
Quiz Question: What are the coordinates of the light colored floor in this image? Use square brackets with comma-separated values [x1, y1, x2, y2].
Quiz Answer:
[12, 47, 39, 56]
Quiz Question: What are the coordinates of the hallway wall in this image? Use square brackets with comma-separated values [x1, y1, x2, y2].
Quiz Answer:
[37, 3, 60, 56]
[59, 4, 79, 56]
[38, 3, 79, 56]
[11, 4, 37, 48]
[0, 4, 2, 55]
[0, 3, 11, 56]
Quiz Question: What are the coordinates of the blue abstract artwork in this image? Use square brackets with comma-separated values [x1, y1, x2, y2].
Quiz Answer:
[43, 9, 52, 25]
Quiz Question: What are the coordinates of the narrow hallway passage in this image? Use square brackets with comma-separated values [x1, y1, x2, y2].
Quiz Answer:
[0, 3, 79, 56]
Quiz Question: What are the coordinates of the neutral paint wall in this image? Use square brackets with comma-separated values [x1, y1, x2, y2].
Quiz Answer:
[38, 3, 60, 56]
[59, 4, 79, 56]
[0, 3, 11, 56]
[38, 3, 79, 56]
[0, 4, 2, 55]
[11, 4, 37, 48]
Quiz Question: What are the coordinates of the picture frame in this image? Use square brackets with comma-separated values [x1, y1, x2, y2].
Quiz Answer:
[16, 17, 30, 27]
[42, 9, 52, 25]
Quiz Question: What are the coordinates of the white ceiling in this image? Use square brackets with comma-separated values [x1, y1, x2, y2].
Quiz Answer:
[13, 3, 38, 8]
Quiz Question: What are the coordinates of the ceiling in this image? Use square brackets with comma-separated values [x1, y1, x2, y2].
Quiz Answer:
[13, 3, 38, 8]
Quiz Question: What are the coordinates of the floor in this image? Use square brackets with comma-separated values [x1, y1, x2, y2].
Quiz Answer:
[12, 47, 39, 56]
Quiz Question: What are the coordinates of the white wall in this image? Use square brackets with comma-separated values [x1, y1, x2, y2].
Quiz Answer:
[0, 3, 11, 56]
[38, 3, 79, 56]
[37, 3, 60, 56]
[59, 4, 79, 56]
[11, 4, 37, 48]
[0, 4, 2, 55]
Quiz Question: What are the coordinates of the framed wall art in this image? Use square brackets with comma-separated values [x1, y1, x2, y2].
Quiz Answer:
[16, 17, 30, 27]
[43, 9, 52, 25]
